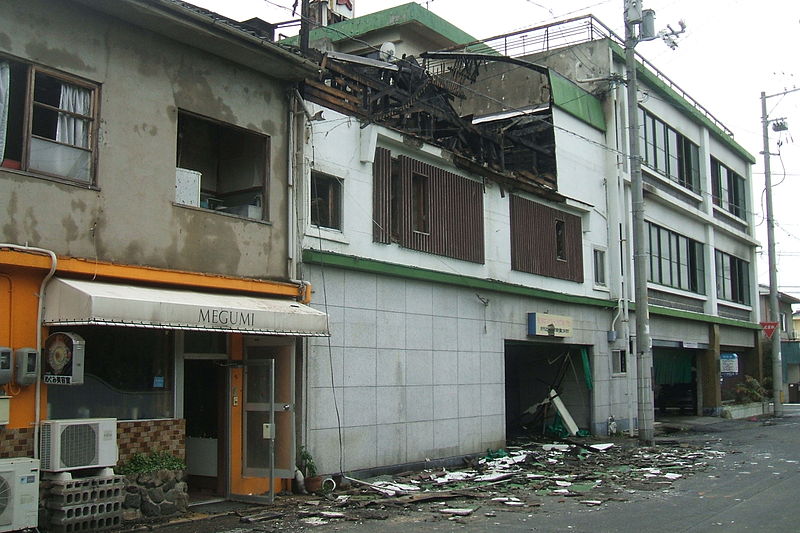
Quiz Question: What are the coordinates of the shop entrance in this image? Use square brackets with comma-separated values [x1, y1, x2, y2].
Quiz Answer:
[182, 331, 229, 501]
[240, 337, 296, 500]
[504, 342, 592, 438]
[653, 348, 697, 415]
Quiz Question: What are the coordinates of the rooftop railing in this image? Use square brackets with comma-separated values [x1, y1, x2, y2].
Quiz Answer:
[427, 15, 733, 137]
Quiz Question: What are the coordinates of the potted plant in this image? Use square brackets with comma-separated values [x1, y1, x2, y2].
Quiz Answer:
[297, 446, 322, 493]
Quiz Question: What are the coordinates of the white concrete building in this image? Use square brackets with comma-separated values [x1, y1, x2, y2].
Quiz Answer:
[291, 6, 759, 474]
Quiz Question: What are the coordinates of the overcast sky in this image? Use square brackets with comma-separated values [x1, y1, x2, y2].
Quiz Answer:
[193, 0, 800, 296]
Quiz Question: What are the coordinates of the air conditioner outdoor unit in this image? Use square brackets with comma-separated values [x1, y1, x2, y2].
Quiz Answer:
[40, 418, 118, 472]
[0, 458, 39, 532]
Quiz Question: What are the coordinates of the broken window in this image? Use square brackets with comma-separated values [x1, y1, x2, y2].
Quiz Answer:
[715, 250, 750, 305]
[510, 196, 583, 282]
[555, 219, 566, 261]
[711, 157, 746, 219]
[176, 111, 268, 220]
[646, 222, 704, 294]
[639, 107, 700, 192]
[310, 171, 342, 230]
[0, 58, 97, 184]
[411, 172, 430, 234]
[612, 349, 627, 374]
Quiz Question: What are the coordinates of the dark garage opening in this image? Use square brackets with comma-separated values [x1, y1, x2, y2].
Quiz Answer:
[505, 341, 592, 438]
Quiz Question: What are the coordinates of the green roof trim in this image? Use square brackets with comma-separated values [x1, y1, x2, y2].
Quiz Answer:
[303, 249, 615, 308]
[647, 304, 760, 330]
[609, 42, 755, 164]
[283, 2, 476, 49]
[303, 249, 760, 330]
[549, 70, 606, 132]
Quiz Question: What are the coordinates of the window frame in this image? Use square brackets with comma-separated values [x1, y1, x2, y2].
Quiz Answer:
[612, 349, 627, 374]
[593, 248, 607, 288]
[711, 157, 747, 220]
[646, 221, 705, 294]
[176, 109, 270, 221]
[714, 250, 751, 305]
[411, 171, 431, 234]
[310, 170, 343, 230]
[638, 106, 700, 192]
[1, 57, 100, 186]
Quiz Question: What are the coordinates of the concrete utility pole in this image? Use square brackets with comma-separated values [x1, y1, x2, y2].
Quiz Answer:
[760, 87, 800, 417]
[624, 0, 656, 445]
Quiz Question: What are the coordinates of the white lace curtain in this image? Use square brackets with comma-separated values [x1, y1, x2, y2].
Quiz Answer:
[56, 81, 91, 148]
[0, 61, 9, 160]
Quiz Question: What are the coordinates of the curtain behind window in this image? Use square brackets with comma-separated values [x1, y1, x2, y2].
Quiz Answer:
[0, 61, 9, 160]
[56, 82, 90, 147]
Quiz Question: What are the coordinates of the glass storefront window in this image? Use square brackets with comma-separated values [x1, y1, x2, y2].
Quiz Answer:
[47, 326, 174, 420]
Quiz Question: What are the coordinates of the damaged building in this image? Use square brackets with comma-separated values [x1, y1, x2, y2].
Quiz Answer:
[293, 4, 759, 475]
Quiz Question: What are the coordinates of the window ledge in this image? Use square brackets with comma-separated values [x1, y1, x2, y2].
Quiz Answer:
[593, 284, 610, 293]
[305, 226, 349, 245]
[712, 205, 747, 225]
[1, 166, 99, 191]
[172, 202, 271, 225]
[643, 167, 703, 201]
[717, 300, 752, 312]
[647, 282, 708, 301]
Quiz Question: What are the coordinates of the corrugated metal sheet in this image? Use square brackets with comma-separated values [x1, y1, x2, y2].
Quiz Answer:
[510, 195, 583, 282]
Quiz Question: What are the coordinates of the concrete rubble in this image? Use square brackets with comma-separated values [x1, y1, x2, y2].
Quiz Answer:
[221, 437, 727, 530]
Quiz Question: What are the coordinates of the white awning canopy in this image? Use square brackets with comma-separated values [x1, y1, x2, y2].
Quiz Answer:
[43, 278, 329, 337]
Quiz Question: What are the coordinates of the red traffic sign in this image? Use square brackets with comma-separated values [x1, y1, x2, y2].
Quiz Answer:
[761, 321, 779, 339]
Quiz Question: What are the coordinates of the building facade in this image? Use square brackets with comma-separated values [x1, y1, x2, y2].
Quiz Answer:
[293, 7, 760, 474]
[0, 0, 326, 501]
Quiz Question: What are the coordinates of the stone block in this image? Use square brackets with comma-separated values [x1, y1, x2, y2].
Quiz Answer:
[123, 492, 141, 509]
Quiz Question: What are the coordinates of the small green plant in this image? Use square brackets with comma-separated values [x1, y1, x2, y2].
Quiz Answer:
[117, 451, 186, 475]
[734, 375, 767, 404]
[297, 446, 317, 478]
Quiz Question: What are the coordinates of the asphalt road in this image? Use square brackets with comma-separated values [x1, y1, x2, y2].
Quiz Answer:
[151, 406, 800, 533]
[313, 407, 800, 533]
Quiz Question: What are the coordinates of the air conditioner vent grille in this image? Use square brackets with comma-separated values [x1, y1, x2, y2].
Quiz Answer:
[61, 424, 98, 468]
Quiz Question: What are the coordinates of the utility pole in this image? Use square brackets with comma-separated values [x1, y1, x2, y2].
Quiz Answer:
[624, 0, 656, 445]
[760, 86, 800, 417]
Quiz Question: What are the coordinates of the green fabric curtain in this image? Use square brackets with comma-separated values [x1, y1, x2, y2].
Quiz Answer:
[654, 351, 693, 385]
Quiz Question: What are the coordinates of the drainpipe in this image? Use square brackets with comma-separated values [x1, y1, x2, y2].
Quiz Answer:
[0, 243, 58, 459]
[287, 89, 297, 280]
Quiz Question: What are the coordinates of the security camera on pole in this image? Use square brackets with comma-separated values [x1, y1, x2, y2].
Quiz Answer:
[623, 1, 684, 445]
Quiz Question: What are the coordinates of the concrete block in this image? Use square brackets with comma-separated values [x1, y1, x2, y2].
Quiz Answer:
[377, 311, 406, 349]
[406, 314, 433, 350]
[376, 349, 406, 386]
[433, 351, 458, 385]
[345, 270, 376, 309]
[343, 347, 377, 387]
[405, 283, 432, 315]
[406, 350, 433, 385]
[344, 307, 376, 348]
[433, 385, 459, 420]
[432, 316, 458, 351]
[377, 277, 406, 312]
[406, 386, 433, 422]
[343, 387, 377, 427]
[376, 386, 406, 424]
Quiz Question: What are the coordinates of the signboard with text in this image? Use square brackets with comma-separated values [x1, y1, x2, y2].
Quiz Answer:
[43, 332, 85, 385]
[527, 313, 573, 338]
[720, 352, 739, 376]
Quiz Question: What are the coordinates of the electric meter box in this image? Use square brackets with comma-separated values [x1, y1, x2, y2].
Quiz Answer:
[0, 347, 11, 385]
[15, 348, 38, 387]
